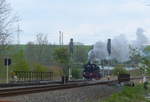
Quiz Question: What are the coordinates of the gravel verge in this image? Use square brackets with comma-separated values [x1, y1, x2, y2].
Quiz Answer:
[1, 85, 120, 102]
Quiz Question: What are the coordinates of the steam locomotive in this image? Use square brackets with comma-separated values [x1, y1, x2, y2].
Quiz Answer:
[83, 62, 101, 80]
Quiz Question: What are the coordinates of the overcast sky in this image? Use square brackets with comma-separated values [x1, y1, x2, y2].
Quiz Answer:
[9, 0, 150, 45]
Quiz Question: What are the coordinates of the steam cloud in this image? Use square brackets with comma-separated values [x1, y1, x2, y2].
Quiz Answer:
[88, 28, 149, 62]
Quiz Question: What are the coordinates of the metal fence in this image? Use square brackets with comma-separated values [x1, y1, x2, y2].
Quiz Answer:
[14, 71, 53, 81]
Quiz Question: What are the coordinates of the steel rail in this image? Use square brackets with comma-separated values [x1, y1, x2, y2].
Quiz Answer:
[0, 80, 86, 88]
[0, 77, 147, 97]
[0, 80, 117, 97]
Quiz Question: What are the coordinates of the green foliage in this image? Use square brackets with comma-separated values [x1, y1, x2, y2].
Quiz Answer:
[12, 49, 30, 71]
[25, 43, 54, 66]
[102, 85, 149, 102]
[129, 69, 142, 76]
[139, 58, 150, 75]
[73, 45, 89, 63]
[112, 64, 128, 75]
[129, 46, 143, 65]
[53, 47, 70, 64]
[0, 44, 91, 79]
[53, 47, 70, 76]
[144, 46, 150, 55]
[49, 66, 63, 78]
[72, 68, 82, 79]
[33, 63, 48, 72]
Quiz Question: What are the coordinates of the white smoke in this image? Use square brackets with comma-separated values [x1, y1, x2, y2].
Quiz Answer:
[111, 34, 129, 62]
[88, 28, 149, 62]
[94, 41, 107, 60]
[134, 28, 149, 49]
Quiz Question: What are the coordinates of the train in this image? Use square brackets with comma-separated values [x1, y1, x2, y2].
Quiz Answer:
[83, 62, 101, 80]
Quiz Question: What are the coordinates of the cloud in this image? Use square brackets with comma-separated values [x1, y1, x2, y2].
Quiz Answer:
[8, 0, 150, 44]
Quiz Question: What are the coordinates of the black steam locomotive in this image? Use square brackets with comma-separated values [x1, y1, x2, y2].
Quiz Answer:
[83, 62, 101, 80]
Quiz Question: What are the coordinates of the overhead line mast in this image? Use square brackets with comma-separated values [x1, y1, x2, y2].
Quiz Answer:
[16, 24, 22, 45]
[59, 31, 63, 46]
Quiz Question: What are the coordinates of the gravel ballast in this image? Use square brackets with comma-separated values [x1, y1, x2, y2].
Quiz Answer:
[1, 85, 120, 102]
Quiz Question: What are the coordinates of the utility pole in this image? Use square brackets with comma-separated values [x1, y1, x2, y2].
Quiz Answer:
[62, 32, 63, 45]
[59, 31, 64, 46]
[16, 24, 22, 45]
[59, 31, 61, 46]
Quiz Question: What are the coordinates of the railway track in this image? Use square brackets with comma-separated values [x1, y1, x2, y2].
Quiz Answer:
[0, 80, 117, 97]
[0, 79, 85, 88]
[0, 76, 148, 97]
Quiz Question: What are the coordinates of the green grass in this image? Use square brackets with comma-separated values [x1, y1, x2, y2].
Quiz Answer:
[102, 84, 150, 102]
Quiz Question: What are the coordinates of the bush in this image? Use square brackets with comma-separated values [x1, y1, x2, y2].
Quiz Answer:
[112, 64, 129, 75]
[129, 69, 141, 76]
[53, 47, 70, 64]
[33, 63, 48, 72]
[53, 47, 70, 76]
[102, 85, 148, 102]
[139, 58, 150, 75]
[49, 66, 63, 77]
[72, 68, 82, 79]
[12, 49, 30, 71]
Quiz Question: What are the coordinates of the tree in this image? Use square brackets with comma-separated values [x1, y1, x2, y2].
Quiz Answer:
[24, 42, 37, 68]
[12, 49, 30, 71]
[35, 33, 49, 63]
[144, 46, 150, 60]
[138, 58, 150, 75]
[0, 0, 17, 79]
[112, 64, 128, 75]
[53, 47, 70, 76]
[33, 63, 48, 72]
[25, 34, 53, 66]
[0, 0, 17, 48]
[129, 46, 143, 66]
[72, 68, 82, 79]
[73, 45, 88, 64]
[36, 33, 48, 45]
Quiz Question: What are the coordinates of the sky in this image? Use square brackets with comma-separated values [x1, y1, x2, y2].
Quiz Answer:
[9, 0, 150, 45]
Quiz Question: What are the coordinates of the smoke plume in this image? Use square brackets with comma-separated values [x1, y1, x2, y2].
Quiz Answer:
[88, 28, 149, 62]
